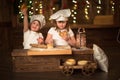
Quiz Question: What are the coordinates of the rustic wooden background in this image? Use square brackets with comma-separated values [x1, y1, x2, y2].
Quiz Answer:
[0, 0, 120, 80]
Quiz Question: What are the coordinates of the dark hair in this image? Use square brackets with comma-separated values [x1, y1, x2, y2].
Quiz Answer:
[29, 20, 41, 33]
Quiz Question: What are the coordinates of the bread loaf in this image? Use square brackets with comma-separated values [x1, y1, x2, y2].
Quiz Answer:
[30, 44, 47, 48]
[77, 60, 88, 66]
[59, 31, 68, 38]
[65, 59, 76, 66]
[47, 43, 54, 49]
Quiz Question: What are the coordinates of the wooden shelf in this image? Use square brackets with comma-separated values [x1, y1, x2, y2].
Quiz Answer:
[70, 24, 120, 29]
[44, 23, 120, 29]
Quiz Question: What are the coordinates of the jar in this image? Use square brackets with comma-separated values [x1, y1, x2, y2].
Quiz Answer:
[76, 28, 86, 48]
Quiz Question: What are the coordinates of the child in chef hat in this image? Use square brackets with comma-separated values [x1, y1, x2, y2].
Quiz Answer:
[45, 9, 76, 47]
[21, 4, 46, 49]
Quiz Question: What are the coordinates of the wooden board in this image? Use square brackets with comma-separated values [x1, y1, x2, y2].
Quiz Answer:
[27, 48, 72, 56]
[93, 15, 113, 25]
[13, 56, 60, 72]
[72, 48, 93, 54]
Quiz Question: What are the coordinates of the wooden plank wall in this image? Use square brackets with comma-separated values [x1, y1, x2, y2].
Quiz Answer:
[0, 22, 12, 52]
[0, 22, 13, 80]
[0, 0, 12, 22]
[85, 27, 120, 48]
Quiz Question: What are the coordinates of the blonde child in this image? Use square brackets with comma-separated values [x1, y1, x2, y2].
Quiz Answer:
[45, 9, 76, 47]
[21, 4, 46, 49]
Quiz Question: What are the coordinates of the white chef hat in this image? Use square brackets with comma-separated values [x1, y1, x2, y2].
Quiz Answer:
[49, 9, 71, 21]
[30, 14, 46, 28]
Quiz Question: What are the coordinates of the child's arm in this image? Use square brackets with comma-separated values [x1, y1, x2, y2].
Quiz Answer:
[66, 29, 76, 47]
[67, 36, 76, 47]
[37, 37, 44, 44]
[21, 4, 29, 32]
[37, 33, 44, 44]
[45, 33, 53, 44]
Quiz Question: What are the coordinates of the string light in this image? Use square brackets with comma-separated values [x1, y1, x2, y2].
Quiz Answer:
[20, 0, 22, 3]
[52, 7, 56, 10]
[96, 0, 102, 14]
[28, 0, 33, 18]
[72, 0, 77, 23]
[18, 0, 44, 22]
[18, 0, 114, 23]
[39, 1, 43, 14]
[18, 0, 23, 20]
[84, 0, 90, 20]
[110, 0, 115, 14]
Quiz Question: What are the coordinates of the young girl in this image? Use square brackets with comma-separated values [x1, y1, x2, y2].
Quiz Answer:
[21, 4, 46, 49]
[45, 9, 76, 47]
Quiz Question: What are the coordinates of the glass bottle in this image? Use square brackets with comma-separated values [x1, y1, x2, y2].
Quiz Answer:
[76, 28, 86, 48]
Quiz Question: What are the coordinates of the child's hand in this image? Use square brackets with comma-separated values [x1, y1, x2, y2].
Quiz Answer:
[21, 4, 27, 16]
[47, 39, 53, 44]
[37, 37, 44, 44]
[62, 35, 70, 41]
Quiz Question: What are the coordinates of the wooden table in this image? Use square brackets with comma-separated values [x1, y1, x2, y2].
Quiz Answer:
[11, 48, 94, 72]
